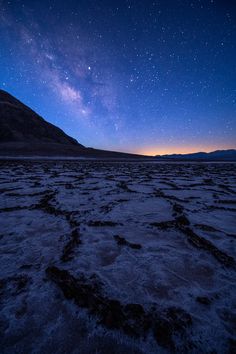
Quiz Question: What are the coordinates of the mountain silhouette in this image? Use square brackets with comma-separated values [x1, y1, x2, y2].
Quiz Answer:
[156, 150, 236, 161]
[0, 90, 83, 146]
[0, 90, 143, 158]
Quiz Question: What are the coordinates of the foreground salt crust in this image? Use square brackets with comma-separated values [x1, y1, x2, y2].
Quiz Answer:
[0, 160, 235, 353]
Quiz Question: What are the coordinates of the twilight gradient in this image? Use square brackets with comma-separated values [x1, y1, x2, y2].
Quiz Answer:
[0, 0, 235, 155]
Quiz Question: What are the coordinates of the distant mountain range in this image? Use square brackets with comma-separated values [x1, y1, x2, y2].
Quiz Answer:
[0, 89, 235, 160]
[156, 150, 236, 161]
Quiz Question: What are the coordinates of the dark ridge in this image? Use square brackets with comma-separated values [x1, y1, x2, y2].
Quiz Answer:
[0, 90, 148, 159]
[156, 149, 236, 161]
[0, 89, 81, 146]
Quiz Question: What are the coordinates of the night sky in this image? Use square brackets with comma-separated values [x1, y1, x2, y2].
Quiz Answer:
[0, 0, 235, 155]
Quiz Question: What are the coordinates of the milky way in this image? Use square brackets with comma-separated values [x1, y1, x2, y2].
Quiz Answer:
[0, 0, 235, 154]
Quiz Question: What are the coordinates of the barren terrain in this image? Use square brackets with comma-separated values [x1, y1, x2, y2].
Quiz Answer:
[0, 160, 235, 353]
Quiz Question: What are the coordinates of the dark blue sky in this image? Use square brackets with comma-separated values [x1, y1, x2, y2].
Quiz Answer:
[0, 0, 235, 154]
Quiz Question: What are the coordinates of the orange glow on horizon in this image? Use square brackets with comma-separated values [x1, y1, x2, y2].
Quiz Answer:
[133, 144, 235, 156]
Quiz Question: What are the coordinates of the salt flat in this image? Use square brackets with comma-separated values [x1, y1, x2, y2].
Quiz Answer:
[0, 160, 235, 353]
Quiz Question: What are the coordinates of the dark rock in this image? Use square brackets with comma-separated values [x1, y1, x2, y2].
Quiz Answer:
[123, 304, 151, 337]
[113, 235, 142, 250]
[176, 215, 190, 226]
[61, 228, 82, 262]
[101, 300, 125, 329]
[114, 235, 128, 246]
[196, 296, 211, 305]
[150, 220, 176, 230]
[129, 243, 142, 250]
[172, 203, 184, 214]
[203, 178, 214, 185]
[229, 337, 236, 353]
[117, 181, 135, 193]
[195, 224, 218, 232]
[153, 317, 174, 349]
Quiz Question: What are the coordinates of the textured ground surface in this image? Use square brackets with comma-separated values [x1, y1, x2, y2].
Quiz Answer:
[0, 160, 235, 353]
